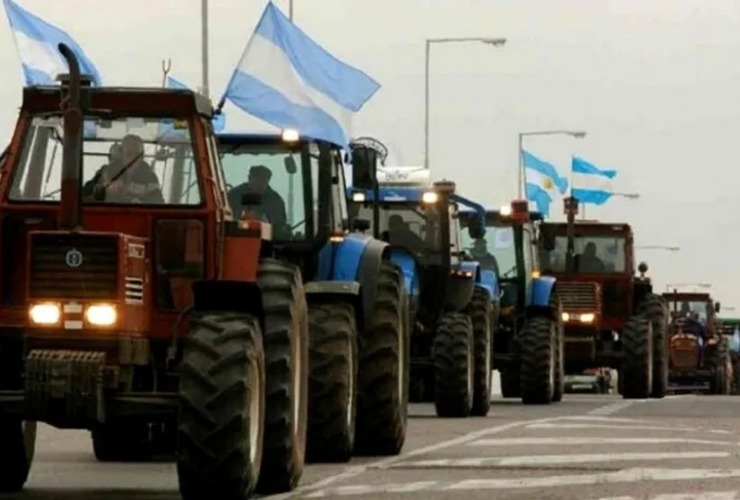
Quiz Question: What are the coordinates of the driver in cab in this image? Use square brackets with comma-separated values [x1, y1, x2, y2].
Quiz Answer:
[382, 214, 425, 253]
[228, 165, 290, 238]
[470, 239, 500, 276]
[576, 242, 606, 272]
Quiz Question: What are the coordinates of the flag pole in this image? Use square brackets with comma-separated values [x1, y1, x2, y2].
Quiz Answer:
[201, 0, 210, 98]
[289, 0, 294, 21]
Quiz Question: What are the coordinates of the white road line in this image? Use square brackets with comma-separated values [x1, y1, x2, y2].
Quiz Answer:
[270, 414, 569, 499]
[526, 422, 703, 432]
[598, 492, 740, 500]
[390, 451, 729, 468]
[468, 437, 735, 447]
[587, 400, 646, 416]
[561, 415, 656, 424]
[304, 468, 740, 497]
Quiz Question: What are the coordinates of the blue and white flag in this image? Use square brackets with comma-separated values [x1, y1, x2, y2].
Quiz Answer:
[571, 156, 617, 205]
[165, 76, 225, 132]
[221, 1, 380, 147]
[523, 150, 568, 217]
[3, 0, 102, 86]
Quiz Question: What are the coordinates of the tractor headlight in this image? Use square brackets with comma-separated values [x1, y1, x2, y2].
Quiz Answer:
[561, 312, 571, 322]
[352, 192, 366, 202]
[281, 128, 300, 142]
[500, 204, 513, 216]
[580, 313, 595, 323]
[422, 191, 438, 204]
[29, 303, 61, 325]
[85, 304, 117, 326]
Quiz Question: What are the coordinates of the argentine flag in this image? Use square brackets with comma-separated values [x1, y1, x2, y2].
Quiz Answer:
[3, 0, 102, 86]
[220, 1, 380, 147]
[571, 156, 617, 205]
[523, 150, 568, 217]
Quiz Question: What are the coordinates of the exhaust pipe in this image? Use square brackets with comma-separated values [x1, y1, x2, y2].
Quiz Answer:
[57, 43, 83, 231]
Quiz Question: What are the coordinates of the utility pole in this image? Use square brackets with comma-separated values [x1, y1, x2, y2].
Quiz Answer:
[201, 0, 209, 97]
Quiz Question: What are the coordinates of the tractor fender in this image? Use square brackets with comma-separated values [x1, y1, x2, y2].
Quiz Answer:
[192, 279, 265, 330]
[526, 275, 557, 318]
[316, 233, 388, 331]
[388, 247, 420, 299]
[478, 269, 500, 304]
[445, 265, 476, 312]
[304, 280, 364, 328]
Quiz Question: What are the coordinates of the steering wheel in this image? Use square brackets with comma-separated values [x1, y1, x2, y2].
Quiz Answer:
[42, 189, 61, 200]
[502, 265, 517, 278]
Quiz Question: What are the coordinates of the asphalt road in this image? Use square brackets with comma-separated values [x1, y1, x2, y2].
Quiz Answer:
[4, 394, 740, 500]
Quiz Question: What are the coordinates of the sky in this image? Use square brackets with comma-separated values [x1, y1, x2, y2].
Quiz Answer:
[1, 0, 738, 310]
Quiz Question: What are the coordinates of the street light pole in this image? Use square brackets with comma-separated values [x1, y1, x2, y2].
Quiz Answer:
[289, 0, 293, 20]
[665, 283, 712, 293]
[423, 36, 507, 171]
[517, 130, 586, 199]
[638, 245, 680, 252]
[201, 0, 209, 98]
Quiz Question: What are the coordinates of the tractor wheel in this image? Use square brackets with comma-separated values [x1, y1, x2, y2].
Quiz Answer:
[621, 315, 653, 399]
[708, 339, 731, 395]
[551, 297, 565, 403]
[465, 288, 493, 416]
[306, 302, 358, 463]
[92, 421, 152, 462]
[0, 419, 35, 492]
[355, 261, 409, 456]
[520, 315, 556, 405]
[256, 259, 309, 493]
[500, 369, 521, 398]
[177, 312, 265, 500]
[433, 312, 474, 417]
[640, 294, 668, 399]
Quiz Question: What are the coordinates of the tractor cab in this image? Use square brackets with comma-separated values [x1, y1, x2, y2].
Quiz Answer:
[459, 200, 543, 329]
[662, 291, 719, 338]
[538, 220, 643, 331]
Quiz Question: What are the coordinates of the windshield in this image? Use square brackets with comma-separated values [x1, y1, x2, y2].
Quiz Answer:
[10, 115, 201, 206]
[349, 202, 442, 255]
[540, 235, 627, 273]
[219, 143, 314, 241]
[667, 300, 709, 322]
[461, 224, 514, 277]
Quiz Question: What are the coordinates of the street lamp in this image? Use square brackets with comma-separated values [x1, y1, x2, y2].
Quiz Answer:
[424, 36, 507, 170]
[637, 245, 680, 252]
[613, 192, 640, 200]
[664, 283, 712, 292]
[517, 130, 587, 199]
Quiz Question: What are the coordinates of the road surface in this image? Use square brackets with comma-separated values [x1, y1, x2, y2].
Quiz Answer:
[4, 394, 740, 499]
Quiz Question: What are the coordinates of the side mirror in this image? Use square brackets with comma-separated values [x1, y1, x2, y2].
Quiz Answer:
[467, 219, 485, 239]
[350, 144, 377, 189]
[638, 262, 648, 274]
[241, 192, 263, 207]
[284, 156, 297, 175]
[352, 217, 370, 232]
[715, 302, 721, 313]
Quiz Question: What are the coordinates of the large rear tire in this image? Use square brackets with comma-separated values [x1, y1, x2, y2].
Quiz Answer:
[306, 302, 358, 463]
[466, 288, 493, 416]
[433, 312, 474, 417]
[355, 261, 409, 456]
[551, 297, 565, 403]
[0, 420, 35, 492]
[708, 338, 731, 395]
[256, 259, 309, 494]
[520, 315, 556, 405]
[177, 312, 265, 500]
[641, 294, 668, 399]
[621, 315, 653, 399]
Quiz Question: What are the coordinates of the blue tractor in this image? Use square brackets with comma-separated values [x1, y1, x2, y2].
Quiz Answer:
[459, 200, 565, 404]
[347, 157, 499, 418]
[216, 132, 410, 471]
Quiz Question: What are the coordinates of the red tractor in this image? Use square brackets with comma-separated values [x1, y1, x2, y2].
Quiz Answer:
[538, 197, 668, 400]
[0, 44, 313, 498]
[663, 291, 731, 394]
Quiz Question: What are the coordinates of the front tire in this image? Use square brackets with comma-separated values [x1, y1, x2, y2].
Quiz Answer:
[466, 288, 493, 416]
[641, 294, 668, 399]
[0, 420, 35, 492]
[433, 312, 474, 417]
[177, 312, 265, 500]
[621, 315, 653, 399]
[306, 302, 358, 463]
[520, 315, 556, 405]
[256, 259, 309, 494]
[355, 261, 409, 456]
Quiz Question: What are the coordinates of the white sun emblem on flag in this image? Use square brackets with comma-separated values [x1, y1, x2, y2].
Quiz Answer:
[542, 177, 554, 191]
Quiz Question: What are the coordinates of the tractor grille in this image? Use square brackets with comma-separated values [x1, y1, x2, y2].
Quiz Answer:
[29, 234, 118, 300]
[670, 334, 698, 370]
[557, 281, 599, 312]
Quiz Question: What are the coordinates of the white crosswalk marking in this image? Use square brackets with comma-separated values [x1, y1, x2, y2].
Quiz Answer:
[468, 437, 734, 446]
[526, 422, 702, 432]
[598, 492, 740, 500]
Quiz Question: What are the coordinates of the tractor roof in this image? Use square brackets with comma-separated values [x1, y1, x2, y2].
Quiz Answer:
[662, 292, 713, 302]
[542, 221, 633, 234]
[458, 208, 544, 224]
[22, 85, 214, 118]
